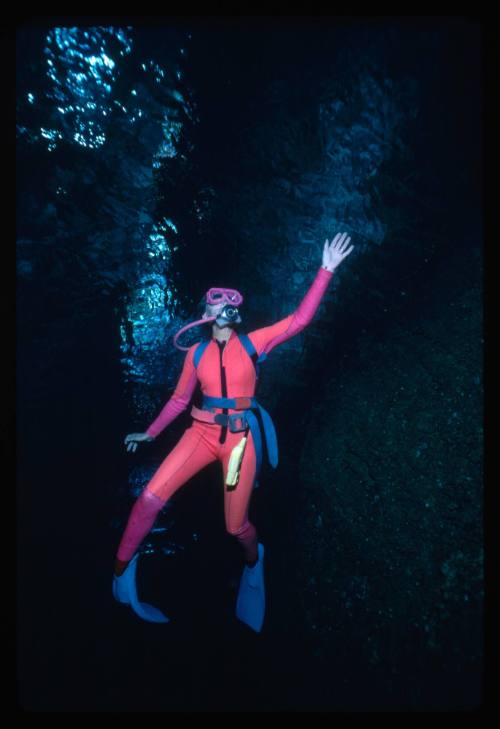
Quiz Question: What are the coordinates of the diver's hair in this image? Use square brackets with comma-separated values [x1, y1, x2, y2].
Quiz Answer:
[198, 295, 207, 313]
[199, 322, 212, 340]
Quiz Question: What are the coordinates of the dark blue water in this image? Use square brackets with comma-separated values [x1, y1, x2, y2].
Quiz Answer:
[17, 19, 483, 711]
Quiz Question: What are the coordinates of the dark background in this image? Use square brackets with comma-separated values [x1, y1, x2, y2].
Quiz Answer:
[16, 17, 483, 711]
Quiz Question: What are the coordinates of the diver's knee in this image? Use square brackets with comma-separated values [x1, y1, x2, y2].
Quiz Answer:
[226, 524, 243, 538]
[226, 521, 254, 538]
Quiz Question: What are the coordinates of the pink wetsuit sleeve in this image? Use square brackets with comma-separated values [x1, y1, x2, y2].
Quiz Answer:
[248, 265, 334, 356]
[145, 345, 198, 438]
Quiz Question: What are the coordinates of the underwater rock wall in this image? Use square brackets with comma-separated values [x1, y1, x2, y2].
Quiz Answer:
[16, 26, 199, 426]
[294, 233, 482, 709]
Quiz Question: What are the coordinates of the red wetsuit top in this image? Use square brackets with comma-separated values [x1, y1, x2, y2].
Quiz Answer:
[146, 266, 334, 438]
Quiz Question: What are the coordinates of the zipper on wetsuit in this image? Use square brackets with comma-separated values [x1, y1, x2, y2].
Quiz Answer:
[217, 341, 228, 444]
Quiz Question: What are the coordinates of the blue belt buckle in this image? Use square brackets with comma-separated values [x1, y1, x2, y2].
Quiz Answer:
[228, 413, 247, 432]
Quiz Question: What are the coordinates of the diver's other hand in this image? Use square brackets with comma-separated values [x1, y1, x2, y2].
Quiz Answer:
[322, 232, 354, 272]
[124, 432, 155, 453]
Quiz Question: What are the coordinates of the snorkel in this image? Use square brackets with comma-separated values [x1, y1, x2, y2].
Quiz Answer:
[172, 287, 244, 352]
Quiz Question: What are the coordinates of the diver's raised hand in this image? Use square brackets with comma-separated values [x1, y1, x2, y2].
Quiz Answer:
[124, 432, 155, 453]
[322, 232, 354, 272]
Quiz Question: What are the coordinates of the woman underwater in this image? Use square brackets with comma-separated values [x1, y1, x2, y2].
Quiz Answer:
[113, 232, 354, 632]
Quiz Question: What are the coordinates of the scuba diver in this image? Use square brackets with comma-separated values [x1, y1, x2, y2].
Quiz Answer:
[113, 232, 354, 632]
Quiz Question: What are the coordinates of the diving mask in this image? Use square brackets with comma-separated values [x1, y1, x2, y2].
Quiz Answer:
[205, 287, 244, 306]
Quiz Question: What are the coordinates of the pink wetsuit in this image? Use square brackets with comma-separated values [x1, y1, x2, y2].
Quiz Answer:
[117, 266, 334, 564]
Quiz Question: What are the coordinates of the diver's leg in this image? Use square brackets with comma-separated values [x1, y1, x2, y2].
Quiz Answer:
[115, 423, 217, 575]
[113, 423, 218, 622]
[221, 430, 266, 632]
[221, 429, 259, 566]
[114, 489, 166, 575]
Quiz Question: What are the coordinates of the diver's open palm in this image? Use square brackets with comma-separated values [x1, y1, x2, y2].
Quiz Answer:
[323, 232, 354, 272]
[124, 432, 154, 452]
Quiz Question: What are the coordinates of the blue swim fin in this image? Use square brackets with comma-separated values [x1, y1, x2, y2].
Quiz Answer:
[112, 553, 170, 624]
[235, 543, 265, 633]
